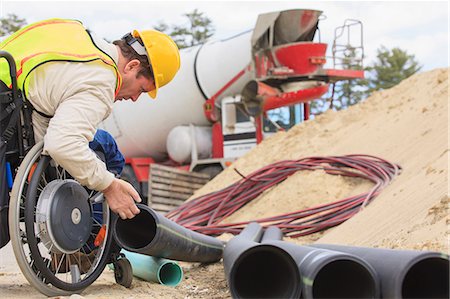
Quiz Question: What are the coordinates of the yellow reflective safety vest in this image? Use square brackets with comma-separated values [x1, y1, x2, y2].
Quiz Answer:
[0, 18, 122, 99]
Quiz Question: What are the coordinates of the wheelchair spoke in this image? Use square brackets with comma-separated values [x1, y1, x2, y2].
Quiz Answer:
[84, 241, 93, 254]
[45, 257, 52, 271]
[80, 247, 93, 269]
[56, 167, 62, 179]
[42, 239, 52, 250]
[35, 228, 45, 238]
[54, 166, 70, 181]
[56, 166, 63, 180]
[73, 253, 82, 270]
[92, 217, 103, 228]
[47, 244, 54, 254]
[40, 173, 48, 185]
[55, 253, 66, 274]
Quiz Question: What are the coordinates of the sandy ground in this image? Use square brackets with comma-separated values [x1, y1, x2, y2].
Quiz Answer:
[0, 68, 448, 298]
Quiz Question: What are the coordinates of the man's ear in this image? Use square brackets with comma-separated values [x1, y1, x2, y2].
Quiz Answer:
[124, 59, 141, 73]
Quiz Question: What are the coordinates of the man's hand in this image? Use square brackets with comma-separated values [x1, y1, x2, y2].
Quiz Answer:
[102, 178, 141, 219]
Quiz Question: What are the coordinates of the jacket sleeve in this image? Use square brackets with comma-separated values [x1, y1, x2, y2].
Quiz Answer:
[41, 64, 117, 191]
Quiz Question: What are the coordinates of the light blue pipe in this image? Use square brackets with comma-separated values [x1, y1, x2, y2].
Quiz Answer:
[111, 250, 183, 287]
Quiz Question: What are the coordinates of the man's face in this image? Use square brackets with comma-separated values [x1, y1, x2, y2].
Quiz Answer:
[115, 59, 155, 102]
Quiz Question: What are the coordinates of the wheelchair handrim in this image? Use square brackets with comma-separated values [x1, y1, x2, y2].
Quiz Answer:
[9, 142, 113, 295]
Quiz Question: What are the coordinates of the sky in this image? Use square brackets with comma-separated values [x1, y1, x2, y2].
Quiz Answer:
[0, 0, 448, 71]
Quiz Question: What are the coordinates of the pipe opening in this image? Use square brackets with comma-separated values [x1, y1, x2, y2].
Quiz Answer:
[313, 259, 376, 298]
[158, 262, 183, 286]
[231, 245, 300, 298]
[402, 257, 449, 298]
[115, 209, 157, 250]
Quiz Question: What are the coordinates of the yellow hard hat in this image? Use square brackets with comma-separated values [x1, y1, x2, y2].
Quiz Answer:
[132, 29, 180, 98]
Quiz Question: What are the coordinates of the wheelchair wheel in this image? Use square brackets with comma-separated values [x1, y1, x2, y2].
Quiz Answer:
[113, 258, 133, 288]
[9, 142, 114, 296]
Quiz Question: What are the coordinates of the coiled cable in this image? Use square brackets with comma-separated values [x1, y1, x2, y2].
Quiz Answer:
[166, 155, 401, 237]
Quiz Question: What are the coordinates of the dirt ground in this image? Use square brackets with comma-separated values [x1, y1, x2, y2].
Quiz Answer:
[0, 68, 448, 298]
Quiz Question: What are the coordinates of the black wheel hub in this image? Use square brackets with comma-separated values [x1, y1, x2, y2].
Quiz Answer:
[37, 179, 93, 253]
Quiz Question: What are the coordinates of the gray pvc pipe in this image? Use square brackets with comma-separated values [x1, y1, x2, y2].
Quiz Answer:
[223, 223, 302, 298]
[310, 243, 450, 299]
[260, 226, 379, 299]
[261, 225, 284, 242]
[113, 204, 223, 263]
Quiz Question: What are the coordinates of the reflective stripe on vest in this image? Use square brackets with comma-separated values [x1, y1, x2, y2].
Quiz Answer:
[0, 18, 122, 99]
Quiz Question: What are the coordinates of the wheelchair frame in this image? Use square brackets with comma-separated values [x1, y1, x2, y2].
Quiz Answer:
[1, 51, 132, 296]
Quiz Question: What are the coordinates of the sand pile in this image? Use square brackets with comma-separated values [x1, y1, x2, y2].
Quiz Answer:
[1, 68, 447, 298]
[194, 67, 448, 252]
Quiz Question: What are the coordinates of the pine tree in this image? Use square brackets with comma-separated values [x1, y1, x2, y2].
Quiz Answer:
[155, 9, 215, 49]
[0, 14, 26, 36]
[312, 45, 421, 116]
[366, 46, 422, 93]
[312, 46, 367, 115]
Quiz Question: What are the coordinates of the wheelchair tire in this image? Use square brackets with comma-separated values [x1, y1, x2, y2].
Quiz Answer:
[9, 142, 114, 296]
[114, 258, 133, 288]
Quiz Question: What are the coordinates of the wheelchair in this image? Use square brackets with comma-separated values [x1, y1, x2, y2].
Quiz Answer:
[1, 51, 132, 296]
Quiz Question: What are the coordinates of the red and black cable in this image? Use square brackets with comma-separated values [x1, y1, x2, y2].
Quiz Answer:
[166, 154, 401, 237]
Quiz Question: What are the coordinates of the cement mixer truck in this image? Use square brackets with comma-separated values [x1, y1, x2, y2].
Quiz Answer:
[99, 9, 364, 200]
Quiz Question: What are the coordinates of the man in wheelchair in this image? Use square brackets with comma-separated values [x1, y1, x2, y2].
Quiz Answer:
[0, 18, 180, 295]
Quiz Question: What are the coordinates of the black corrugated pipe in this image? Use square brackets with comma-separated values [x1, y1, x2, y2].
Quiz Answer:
[261, 227, 380, 299]
[113, 204, 223, 263]
[223, 222, 302, 299]
[310, 244, 450, 299]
